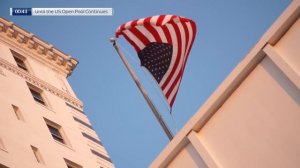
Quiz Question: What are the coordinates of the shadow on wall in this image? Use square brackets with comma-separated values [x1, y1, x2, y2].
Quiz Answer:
[262, 57, 300, 105]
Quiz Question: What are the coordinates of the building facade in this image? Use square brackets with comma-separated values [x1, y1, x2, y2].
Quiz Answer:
[151, 0, 300, 168]
[0, 17, 114, 168]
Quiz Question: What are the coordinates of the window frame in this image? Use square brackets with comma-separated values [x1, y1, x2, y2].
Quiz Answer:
[30, 145, 45, 164]
[29, 88, 46, 105]
[47, 124, 64, 144]
[44, 118, 70, 147]
[27, 83, 47, 106]
[10, 49, 29, 72]
[64, 158, 83, 168]
[12, 104, 24, 121]
[14, 56, 28, 71]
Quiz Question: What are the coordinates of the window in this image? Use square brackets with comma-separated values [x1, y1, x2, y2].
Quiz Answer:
[91, 149, 112, 163]
[29, 88, 45, 105]
[27, 83, 46, 105]
[10, 49, 28, 71]
[64, 158, 82, 168]
[31, 145, 44, 164]
[12, 104, 24, 121]
[47, 124, 64, 143]
[14, 56, 27, 71]
[82, 132, 102, 145]
[66, 102, 84, 114]
[44, 119, 68, 145]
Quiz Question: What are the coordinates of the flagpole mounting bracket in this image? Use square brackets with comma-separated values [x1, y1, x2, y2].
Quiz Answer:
[110, 37, 116, 46]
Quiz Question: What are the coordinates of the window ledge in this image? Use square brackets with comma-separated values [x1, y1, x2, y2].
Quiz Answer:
[35, 101, 55, 113]
[54, 140, 75, 152]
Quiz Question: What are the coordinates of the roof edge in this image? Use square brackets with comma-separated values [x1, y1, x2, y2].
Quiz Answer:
[0, 17, 79, 77]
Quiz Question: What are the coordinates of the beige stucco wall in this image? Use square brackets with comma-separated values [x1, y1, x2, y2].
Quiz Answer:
[275, 16, 300, 74]
[198, 57, 300, 168]
[197, 16, 300, 168]
[0, 22, 114, 168]
[151, 1, 300, 168]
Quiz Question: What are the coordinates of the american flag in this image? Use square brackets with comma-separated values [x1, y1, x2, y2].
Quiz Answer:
[116, 15, 196, 108]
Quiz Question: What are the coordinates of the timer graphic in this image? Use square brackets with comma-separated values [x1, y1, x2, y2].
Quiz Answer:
[10, 8, 32, 16]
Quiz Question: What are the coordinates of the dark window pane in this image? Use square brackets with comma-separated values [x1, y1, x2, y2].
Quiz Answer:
[10, 50, 28, 71]
[14, 56, 28, 71]
[47, 125, 64, 144]
[29, 89, 45, 105]
[52, 135, 64, 144]
[64, 159, 82, 168]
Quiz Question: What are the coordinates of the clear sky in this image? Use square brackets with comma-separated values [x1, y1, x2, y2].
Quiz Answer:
[0, 0, 291, 167]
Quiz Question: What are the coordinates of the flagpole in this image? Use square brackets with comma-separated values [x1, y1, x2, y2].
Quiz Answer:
[110, 38, 174, 140]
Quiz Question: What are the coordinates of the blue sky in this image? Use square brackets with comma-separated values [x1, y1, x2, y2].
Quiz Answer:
[0, 0, 291, 167]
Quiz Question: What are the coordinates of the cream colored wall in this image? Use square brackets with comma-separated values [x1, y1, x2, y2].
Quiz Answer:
[274, 17, 300, 74]
[198, 57, 300, 168]
[0, 41, 114, 167]
[151, 1, 300, 168]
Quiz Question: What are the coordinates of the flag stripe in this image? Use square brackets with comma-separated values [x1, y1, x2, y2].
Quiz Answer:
[168, 75, 181, 105]
[160, 24, 178, 88]
[161, 15, 173, 25]
[184, 22, 197, 67]
[166, 69, 182, 100]
[156, 15, 165, 26]
[125, 21, 133, 30]
[181, 22, 196, 79]
[161, 24, 173, 44]
[122, 30, 145, 51]
[150, 16, 159, 25]
[182, 22, 190, 60]
[121, 32, 141, 52]
[144, 17, 152, 26]
[129, 27, 151, 46]
[131, 19, 139, 27]
[165, 23, 186, 99]
[154, 26, 167, 43]
[137, 18, 145, 25]
[169, 84, 179, 107]
[136, 26, 156, 43]
[161, 23, 183, 92]
[144, 25, 162, 42]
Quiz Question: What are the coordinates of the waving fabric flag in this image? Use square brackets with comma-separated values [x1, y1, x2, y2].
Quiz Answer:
[116, 15, 196, 108]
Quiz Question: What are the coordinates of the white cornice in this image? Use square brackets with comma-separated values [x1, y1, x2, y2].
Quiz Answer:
[0, 17, 78, 77]
[0, 56, 83, 109]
